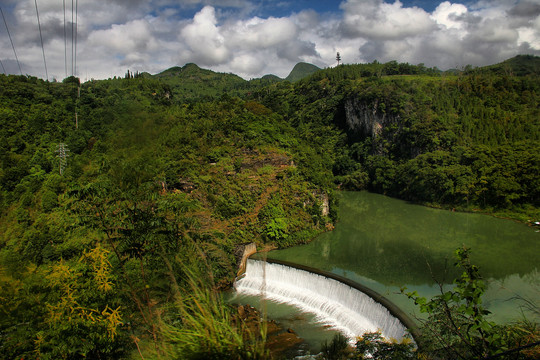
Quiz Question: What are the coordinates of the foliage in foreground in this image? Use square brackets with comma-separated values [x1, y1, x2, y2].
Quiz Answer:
[320, 247, 539, 360]
[319, 332, 415, 360]
[160, 266, 268, 360]
[404, 247, 539, 360]
[1, 56, 539, 358]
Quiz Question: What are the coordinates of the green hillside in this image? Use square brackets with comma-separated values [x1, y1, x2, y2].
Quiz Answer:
[261, 74, 282, 82]
[473, 54, 540, 76]
[0, 72, 336, 359]
[285, 62, 321, 82]
[153, 63, 248, 101]
[252, 57, 540, 219]
[0, 55, 539, 359]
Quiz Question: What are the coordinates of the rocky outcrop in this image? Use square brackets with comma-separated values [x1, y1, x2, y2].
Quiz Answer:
[319, 193, 329, 217]
[343, 97, 401, 155]
[344, 98, 400, 138]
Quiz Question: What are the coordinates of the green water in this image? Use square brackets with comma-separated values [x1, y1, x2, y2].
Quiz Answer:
[229, 292, 342, 353]
[265, 191, 540, 324]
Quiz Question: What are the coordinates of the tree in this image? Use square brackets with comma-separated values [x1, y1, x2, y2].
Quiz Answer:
[403, 247, 510, 359]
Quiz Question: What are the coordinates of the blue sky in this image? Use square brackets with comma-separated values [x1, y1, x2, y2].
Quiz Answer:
[267, 0, 445, 15]
[1, 0, 539, 80]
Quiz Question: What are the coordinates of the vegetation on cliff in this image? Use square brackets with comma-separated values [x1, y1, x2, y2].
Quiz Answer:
[253, 56, 539, 221]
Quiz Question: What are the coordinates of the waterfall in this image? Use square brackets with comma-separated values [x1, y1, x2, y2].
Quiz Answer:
[234, 259, 410, 341]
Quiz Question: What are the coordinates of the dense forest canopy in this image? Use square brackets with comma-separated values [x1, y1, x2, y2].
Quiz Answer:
[0, 55, 539, 359]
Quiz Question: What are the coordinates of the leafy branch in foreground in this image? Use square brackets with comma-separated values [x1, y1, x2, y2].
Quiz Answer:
[319, 331, 416, 360]
[354, 331, 416, 360]
[403, 246, 538, 359]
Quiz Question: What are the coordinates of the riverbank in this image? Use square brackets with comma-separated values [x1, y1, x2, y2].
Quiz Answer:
[236, 304, 309, 358]
[410, 199, 540, 225]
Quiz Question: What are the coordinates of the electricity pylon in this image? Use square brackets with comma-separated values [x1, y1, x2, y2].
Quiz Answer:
[56, 143, 70, 175]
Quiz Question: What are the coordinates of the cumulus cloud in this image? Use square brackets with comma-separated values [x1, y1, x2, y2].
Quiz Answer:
[340, 0, 437, 40]
[175, 6, 319, 77]
[341, 0, 540, 70]
[431, 1, 469, 31]
[88, 20, 155, 54]
[227, 16, 298, 48]
[0, 0, 539, 80]
[179, 6, 230, 66]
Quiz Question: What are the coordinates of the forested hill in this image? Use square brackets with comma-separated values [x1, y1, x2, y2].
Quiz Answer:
[284, 62, 321, 82]
[143, 61, 323, 101]
[250, 55, 540, 219]
[470, 54, 540, 76]
[0, 69, 337, 359]
[0, 55, 539, 358]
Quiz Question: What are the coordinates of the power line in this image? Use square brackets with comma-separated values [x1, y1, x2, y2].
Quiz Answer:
[34, 0, 48, 80]
[63, 0, 67, 79]
[74, 0, 78, 77]
[0, 59, 6, 74]
[71, 0, 74, 76]
[0, 6, 23, 75]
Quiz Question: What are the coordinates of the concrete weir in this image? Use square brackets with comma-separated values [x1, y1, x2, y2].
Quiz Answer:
[235, 243, 257, 279]
[234, 258, 419, 342]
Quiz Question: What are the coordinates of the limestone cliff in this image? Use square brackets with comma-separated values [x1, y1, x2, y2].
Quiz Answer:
[343, 97, 400, 139]
[343, 97, 403, 156]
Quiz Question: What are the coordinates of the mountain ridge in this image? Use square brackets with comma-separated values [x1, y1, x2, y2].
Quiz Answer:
[151, 55, 539, 84]
[153, 61, 323, 83]
[285, 62, 322, 82]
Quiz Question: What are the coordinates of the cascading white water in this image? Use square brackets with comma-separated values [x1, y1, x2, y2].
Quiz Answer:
[234, 259, 408, 341]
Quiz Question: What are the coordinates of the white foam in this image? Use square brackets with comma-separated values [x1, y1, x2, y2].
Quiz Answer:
[234, 259, 408, 341]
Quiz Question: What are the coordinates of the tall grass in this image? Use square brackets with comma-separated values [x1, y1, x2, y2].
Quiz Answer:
[160, 266, 268, 360]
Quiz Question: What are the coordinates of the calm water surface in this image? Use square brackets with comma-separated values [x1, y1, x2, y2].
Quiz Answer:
[232, 191, 539, 351]
[267, 191, 539, 323]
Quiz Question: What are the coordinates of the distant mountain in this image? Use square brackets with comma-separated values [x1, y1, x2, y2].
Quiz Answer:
[285, 62, 321, 82]
[261, 74, 282, 82]
[248, 74, 283, 87]
[153, 63, 247, 100]
[248, 63, 322, 84]
[155, 63, 245, 82]
[151, 62, 322, 99]
[472, 55, 540, 76]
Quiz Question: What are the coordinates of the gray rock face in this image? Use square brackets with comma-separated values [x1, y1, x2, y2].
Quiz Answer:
[344, 97, 399, 139]
[343, 97, 404, 156]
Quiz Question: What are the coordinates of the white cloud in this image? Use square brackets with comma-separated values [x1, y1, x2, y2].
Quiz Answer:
[88, 19, 155, 54]
[341, 0, 540, 70]
[228, 53, 264, 75]
[431, 1, 469, 30]
[1, 0, 539, 81]
[227, 16, 298, 48]
[340, 0, 436, 40]
[179, 6, 230, 66]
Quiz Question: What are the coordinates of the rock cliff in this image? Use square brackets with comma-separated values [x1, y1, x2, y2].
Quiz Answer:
[343, 97, 400, 139]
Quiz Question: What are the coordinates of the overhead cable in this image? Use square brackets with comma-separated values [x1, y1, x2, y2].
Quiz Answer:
[63, 0, 67, 78]
[34, 0, 48, 80]
[0, 6, 23, 75]
[71, 0, 74, 76]
[74, 0, 78, 77]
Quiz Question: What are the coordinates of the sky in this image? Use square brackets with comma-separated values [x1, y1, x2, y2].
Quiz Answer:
[0, 0, 539, 81]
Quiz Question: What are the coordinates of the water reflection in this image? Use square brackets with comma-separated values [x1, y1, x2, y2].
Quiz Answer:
[267, 191, 539, 323]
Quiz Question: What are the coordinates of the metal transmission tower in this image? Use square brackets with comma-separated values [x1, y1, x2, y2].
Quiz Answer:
[56, 143, 70, 175]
